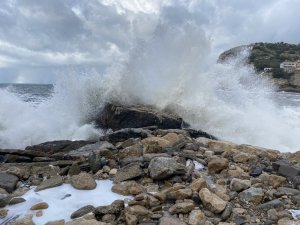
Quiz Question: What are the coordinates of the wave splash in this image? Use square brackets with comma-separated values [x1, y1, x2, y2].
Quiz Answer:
[1, 4, 300, 152]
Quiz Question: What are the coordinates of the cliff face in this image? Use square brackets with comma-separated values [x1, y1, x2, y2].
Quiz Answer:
[219, 42, 300, 92]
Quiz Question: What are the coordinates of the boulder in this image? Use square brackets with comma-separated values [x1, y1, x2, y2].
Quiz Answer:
[199, 188, 227, 214]
[96, 103, 183, 130]
[0, 172, 19, 193]
[71, 173, 97, 190]
[113, 163, 144, 183]
[148, 157, 186, 180]
[238, 187, 264, 205]
[35, 175, 63, 192]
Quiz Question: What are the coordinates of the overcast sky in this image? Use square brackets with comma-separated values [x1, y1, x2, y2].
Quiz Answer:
[0, 0, 300, 83]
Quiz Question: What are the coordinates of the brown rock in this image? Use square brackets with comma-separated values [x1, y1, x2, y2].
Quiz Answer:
[125, 205, 152, 218]
[159, 216, 187, 225]
[30, 202, 49, 210]
[167, 188, 193, 200]
[199, 188, 227, 214]
[142, 137, 171, 154]
[230, 178, 251, 192]
[45, 220, 65, 225]
[65, 218, 109, 225]
[111, 181, 143, 195]
[113, 163, 144, 183]
[232, 152, 250, 163]
[208, 157, 228, 174]
[125, 213, 137, 225]
[168, 202, 195, 214]
[0, 209, 8, 218]
[71, 173, 97, 190]
[238, 187, 264, 205]
[189, 178, 207, 192]
[188, 210, 205, 225]
[13, 215, 35, 225]
[259, 173, 286, 188]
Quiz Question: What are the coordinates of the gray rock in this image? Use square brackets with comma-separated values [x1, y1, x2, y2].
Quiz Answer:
[35, 175, 63, 192]
[71, 205, 95, 219]
[221, 202, 233, 220]
[148, 157, 186, 180]
[94, 200, 124, 219]
[258, 199, 283, 210]
[274, 187, 300, 197]
[272, 160, 300, 177]
[238, 187, 264, 205]
[0, 172, 19, 193]
[9, 197, 26, 205]
[113, 163, 144, 183]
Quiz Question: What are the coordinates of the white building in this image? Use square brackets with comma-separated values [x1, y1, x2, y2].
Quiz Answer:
[280, 61, 297, 73]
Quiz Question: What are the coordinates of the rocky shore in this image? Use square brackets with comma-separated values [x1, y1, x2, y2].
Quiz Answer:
[1, 103, 300, 225]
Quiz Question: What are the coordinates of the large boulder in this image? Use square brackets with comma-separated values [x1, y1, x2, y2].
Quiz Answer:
[148, 157, 186, 180]
[97, 103, 183, 130]
[71, 173, 97, 190]
[0, 172, 19, 193]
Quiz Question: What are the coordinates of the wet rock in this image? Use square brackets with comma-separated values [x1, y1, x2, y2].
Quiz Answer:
[274, 187, 300, 197]
[71, 173, 97, 190]
[258, 199, 283, 210]
[148, 157, 186, 180]
[9, 197, 26, 205]
[169, 201, 195, 214]
[159, 216, 187, 225]
[71, 205, 95, 219]
[13, 215, 35, 225]
[35, 175, 63, 192]
[199, 188, 227, 214]
[111, 181, 143, 195]
[113, 163, 144, 183]
[208, 157, 228, 174]
[30, 202, 49, 210]
[4, 154, 32, 163]
[238, 187, 264, 205]
[0, 193, 10, 207]
[188, 210, 206, 225]
[0, 172, 19, 193]
[97, 103, 183, 130]
[230, 178, 251, 192]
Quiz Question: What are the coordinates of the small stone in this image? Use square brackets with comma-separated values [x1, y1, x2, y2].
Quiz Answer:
[230, 178, 251, 192]
[35, 175, 63, 192]
[71, 205, 95, 219]
[36, 210, 43, 217]
[109, 168, 117, 176]
[199, 188, 227, 214]
[169, 202, 195, 214]
[238, 187, 264, 205]
[30, 202, 49, 210]
[188, 210, 205, 225]
[0, 209, 8, 218]
[167, 188, 193, 200]
[208, 157, 228, 174]
[71, 173, 97, 190]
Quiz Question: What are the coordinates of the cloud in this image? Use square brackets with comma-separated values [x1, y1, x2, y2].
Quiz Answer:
[0, 0, 299, 83]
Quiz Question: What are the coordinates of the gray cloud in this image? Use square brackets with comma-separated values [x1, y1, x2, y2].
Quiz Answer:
[0, 0, 299, 83]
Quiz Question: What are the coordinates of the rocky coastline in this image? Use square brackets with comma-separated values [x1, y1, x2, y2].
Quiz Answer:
[1, 103, 300, 225]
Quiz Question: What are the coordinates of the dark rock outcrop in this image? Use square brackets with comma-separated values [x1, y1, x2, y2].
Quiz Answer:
[97, 103, 184, 130]
[0, 172, 19, 193]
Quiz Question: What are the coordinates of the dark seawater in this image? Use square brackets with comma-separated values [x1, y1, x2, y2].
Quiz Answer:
[0, 83, 54, 104]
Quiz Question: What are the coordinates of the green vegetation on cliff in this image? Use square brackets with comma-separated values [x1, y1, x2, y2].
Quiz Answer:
[249, 42, 300, 72]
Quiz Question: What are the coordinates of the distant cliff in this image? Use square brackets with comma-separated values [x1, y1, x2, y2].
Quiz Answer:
[219, 42, 300, 92]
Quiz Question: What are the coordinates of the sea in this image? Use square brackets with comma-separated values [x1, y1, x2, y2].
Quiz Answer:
[1, 81, 300, 152]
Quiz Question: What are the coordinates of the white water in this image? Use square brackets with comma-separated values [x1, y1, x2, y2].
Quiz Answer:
[1, 2, 300, 152]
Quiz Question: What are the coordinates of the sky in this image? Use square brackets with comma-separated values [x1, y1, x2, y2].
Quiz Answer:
[0, 0, 300, 84]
